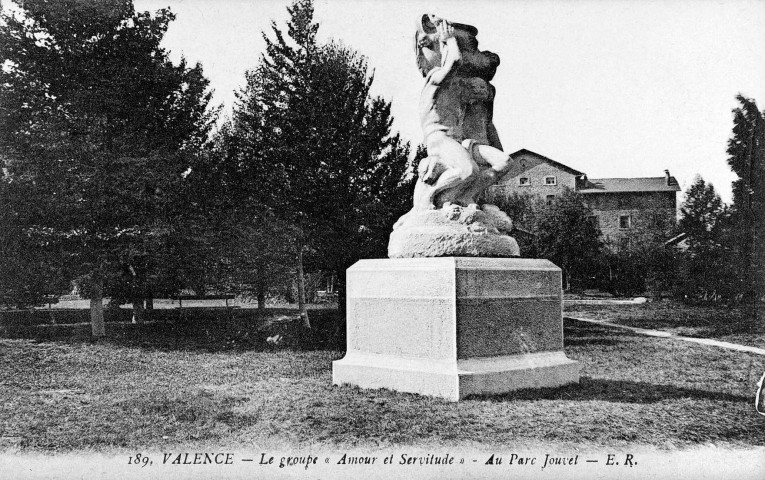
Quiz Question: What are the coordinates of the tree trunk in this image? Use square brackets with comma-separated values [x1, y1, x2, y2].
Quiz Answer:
[144, 297, 153, 321]
[561, 266, 571, 292]
[297, 246, 310, 328]
[257, 266, 266, 316]
[131, 296, 145, 324]
[336, 269, 347, 316]
[90, 284, 105, 338]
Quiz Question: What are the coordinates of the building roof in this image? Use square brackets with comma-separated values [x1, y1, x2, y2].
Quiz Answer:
[578, 176, 681, 194]
[664, 232, 689, 251]
[506, 148, 681, 195]
[510, 149, 585, 176]
[665, 232, 688, 245]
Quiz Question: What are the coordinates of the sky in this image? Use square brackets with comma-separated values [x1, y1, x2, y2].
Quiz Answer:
[121, 1, 765, 203]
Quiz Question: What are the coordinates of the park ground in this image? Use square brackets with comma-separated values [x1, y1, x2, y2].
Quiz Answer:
[0, 300, 763, 454]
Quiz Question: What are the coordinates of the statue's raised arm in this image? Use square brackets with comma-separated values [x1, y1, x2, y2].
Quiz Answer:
[426, 20, 461, 86]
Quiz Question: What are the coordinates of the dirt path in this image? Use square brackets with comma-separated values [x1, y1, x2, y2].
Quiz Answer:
[566, 315, 765, 356]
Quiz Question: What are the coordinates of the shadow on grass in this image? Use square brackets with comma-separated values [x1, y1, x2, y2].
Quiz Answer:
[562, 321, 643, 347]
[565, 301, 765, 340]
[468, 376, 749, 404]
[1, 307, 346, 353]
[2, 310, 641, 354]
[563, 337, 626, 346]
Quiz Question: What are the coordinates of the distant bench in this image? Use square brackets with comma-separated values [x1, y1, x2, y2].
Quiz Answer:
[315, 291, 339, 303]
[170, 295, 237, 314]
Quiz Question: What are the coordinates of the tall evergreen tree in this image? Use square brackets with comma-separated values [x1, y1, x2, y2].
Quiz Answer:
[677, 176, 738, 301]
[228, 0, 415, 325]
[727, 95, 765, 322]
[183, 124, 297, 313]
[679, 176, 726, 243]
[0, 0, 216, 334]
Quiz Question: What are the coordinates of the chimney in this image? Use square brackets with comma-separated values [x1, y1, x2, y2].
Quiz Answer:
[664, 169, 670, 186]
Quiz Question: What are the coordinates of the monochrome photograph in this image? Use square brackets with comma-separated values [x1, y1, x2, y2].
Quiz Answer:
[1, 0, 763, 478]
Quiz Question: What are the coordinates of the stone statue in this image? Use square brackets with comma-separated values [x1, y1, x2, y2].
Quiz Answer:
[335, 16, 580, 400]
[388, 14, 520, 258]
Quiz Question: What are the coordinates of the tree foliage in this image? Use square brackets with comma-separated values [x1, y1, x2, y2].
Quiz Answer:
[488, 192, 543, 231]
[531, 189, 602, 290]
[225, 0, 416, 316]
[679, 176, 726, 244]
[183, 127, 298, 311]
[676, 176, 738, 302]
[0, 0, 216, 329]
[726, 95, 765, 318]
[0, 177, 69, 307]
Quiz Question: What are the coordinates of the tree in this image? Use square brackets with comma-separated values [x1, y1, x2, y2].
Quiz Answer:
[532, 189, 602, 291]
[0, 0, 216, 334]
[488, 192, 544, 256]
[631, 195, 680, 297]
[183, 127, 298, 313]
[228, 0, 415, 325]
[0, 174, 69, 308]
[677, 176, 734, 301]
[726, 94, 765, 323]
[585, 192, 679, 297]
[679, 176, 726, 242]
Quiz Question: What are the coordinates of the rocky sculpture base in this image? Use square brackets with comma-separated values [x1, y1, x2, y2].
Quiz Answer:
[332, 257, 580, 401]
[388, 203, 520, 258]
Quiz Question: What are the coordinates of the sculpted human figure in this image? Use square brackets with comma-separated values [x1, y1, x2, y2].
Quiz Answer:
[411, 14, 515, 213]
[413, 19, 477, 211]
[388, 14, 520, 258]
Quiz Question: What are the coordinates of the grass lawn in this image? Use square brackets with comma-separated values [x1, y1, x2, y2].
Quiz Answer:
[565, 300, 765, 349]
[1, 316, 763, 453]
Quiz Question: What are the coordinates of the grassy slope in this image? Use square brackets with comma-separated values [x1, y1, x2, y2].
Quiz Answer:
[2, 320, 763, 453]
[565, 300, 765, 348]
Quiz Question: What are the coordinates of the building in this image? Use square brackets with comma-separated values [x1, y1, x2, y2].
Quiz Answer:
[488, 149, 681, 248]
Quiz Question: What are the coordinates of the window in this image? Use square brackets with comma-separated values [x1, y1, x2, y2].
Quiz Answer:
[620, 237, 631, 250]
[619, 215, 632, 229]
[546, 195, 555, 204]
[545, 176, 557, 185]
[519, 177, 530, 186]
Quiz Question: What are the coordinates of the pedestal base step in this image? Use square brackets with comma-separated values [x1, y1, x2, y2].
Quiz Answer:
[333, 350, 580, 402]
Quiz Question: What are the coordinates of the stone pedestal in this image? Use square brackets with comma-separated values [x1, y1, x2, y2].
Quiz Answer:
[332, 257, 580, 401]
